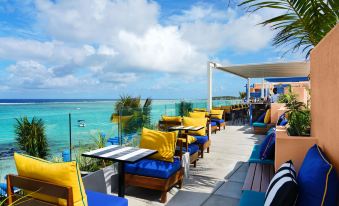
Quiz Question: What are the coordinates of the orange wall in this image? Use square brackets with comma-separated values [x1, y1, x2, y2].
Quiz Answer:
[275, 127, 318, 173]
[311, 24, 339, 174]
[271, 103, 285, 123]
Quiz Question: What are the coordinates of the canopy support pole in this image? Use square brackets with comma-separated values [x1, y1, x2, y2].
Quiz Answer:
[247, 78, 253, 126]
[261, 79, 265, 98]
[207, 62, 213, 111]
[247, 78, 250, 102]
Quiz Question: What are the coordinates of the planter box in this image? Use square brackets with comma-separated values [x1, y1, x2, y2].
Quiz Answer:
[275, 127, 317, 173]
[82, 163, 119, 194]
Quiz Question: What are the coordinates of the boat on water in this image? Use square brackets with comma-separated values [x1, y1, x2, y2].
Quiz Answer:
[78, 120, 86, 127]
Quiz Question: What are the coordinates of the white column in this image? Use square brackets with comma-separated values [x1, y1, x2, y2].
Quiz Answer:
[261, 79, 265, 98]
[247, 78, 250, 102]
[207, 62, 213, 111]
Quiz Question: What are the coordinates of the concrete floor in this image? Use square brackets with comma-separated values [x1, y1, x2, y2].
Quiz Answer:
[120, 125, 264, 206]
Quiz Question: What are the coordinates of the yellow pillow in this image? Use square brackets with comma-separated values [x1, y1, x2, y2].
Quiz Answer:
[181, 135, 197, 144]
[162, 115, 182, 123]
[210, 109, 223, 120]
[140, 128, 177, 162]
[14, 153, 87, 206]
[193, 108, 206, 112]
[183, 117, 207, 136]
[264, 109, 271, 124]
[189, 111, 206, 118]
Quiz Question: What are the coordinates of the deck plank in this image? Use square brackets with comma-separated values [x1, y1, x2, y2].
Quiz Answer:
[252, 163, 262, 192]
[260, 164, 271, 192]
[242, 163, 256, 191]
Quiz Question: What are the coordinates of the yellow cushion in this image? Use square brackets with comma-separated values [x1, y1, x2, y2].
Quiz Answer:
[264, 109, 271, 124]
[210, 109, 223, 120]
[162, 115, 182, 123]
[189, 112, 206, 118]
[183, 117, 207, 136]
[181, 135, 197, 144]
[193, 108, 206, 112]
[140, 128, 177, 162]
[14, 153, 87, 206]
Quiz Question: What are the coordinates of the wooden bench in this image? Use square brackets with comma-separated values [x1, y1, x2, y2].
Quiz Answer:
[242, 163, 274, 192]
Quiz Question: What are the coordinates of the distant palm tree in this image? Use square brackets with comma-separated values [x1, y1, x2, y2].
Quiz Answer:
[111, 95, 152, 135]
[239, 92, 247, 99]
[240, 0, 339, 58]
[14, 117, 49, 159]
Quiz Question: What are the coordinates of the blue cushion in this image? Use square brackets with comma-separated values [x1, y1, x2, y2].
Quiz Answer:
[193, 135, 209, 144]
[176, 144, 199, 155]
[249, 145, 274, 164]
[259, 129, 276, 160]
[211, 121, 217, 127]
[86, 190, 128, 206]
[239, 190, 265, 206]
[297, 144, 339, 206]
[253, 122, 267, 128]
[256, 112, 266, 123]
[279, 119, 288, 126]
[211, 119, 225, 124]
[125, 157, 181, 179]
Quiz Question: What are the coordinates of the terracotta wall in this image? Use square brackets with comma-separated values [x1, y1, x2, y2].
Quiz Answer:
[275, 127, 318, 173]
[311, 24, 339, 174]
[271, 103, 286, 123]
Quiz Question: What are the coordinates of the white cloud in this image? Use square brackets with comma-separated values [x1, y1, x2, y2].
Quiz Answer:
[117, 26, 206, 73]
[35, 0, 159, 43]
[0, 0, 277, 96]
[5, 60, 93, 89]
[173, 6, 273, 53]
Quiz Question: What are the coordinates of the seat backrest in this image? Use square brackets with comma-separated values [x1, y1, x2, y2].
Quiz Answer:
[6, 174, 74, 206]
[158, 120, 182, 131]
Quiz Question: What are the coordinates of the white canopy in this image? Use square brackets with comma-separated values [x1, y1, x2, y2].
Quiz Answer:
[215, 61, 310, 79]
[207, 61, 310, 110]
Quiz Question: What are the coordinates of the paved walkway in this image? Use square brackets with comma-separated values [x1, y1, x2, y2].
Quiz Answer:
[123, 125, 264, 206]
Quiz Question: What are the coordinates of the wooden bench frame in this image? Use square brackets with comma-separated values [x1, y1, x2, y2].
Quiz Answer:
[243, 163, 274, 193]
[6, 174, 74, 206]
[125, 139, 185, 203]
[253, 123, 275, 135]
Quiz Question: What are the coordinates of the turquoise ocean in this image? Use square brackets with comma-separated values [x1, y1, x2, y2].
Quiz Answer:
[0, 99, 240, 182]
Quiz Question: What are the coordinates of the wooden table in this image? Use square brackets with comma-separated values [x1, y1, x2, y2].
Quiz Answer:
[168, 126, 204, 133]
[82, 145, 157, 197]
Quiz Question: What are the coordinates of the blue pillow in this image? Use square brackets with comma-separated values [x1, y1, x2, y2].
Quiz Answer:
[279, 119, 288, 126]
[297, 144, 339, 206]
[277, 113, 285, 125]
[257, 112, 266, 123]
[259, 129, 276, 160]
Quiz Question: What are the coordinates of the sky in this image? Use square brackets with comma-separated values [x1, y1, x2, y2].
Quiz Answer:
[0, 0, 305, 99]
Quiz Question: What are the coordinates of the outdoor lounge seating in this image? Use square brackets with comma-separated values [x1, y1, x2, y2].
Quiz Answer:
[158, 115, 182, 131]
[183, 117, 211, 158]
[6, 174, 128, 206]
[176, 135, 199, 167]
[252, 109, 275, 135]
[7, 153, 129, 206]
[124, 128, 184, 203]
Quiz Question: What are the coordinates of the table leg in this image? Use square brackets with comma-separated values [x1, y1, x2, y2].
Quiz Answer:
[118, 162, 125, 197]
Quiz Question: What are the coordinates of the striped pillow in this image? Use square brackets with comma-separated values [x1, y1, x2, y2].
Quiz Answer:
[264, 160, 298, 206]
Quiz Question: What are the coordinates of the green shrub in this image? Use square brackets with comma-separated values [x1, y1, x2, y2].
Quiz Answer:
[176, 101, 193, 116]
[14, 116, 49, 159]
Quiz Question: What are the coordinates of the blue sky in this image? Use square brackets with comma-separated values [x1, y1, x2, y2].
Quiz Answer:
[0, 0, 304, 99]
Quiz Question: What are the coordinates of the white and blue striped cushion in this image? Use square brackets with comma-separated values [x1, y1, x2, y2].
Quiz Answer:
[264, 160, 298, 206]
